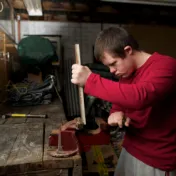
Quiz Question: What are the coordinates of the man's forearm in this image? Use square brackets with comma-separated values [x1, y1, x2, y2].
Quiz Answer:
[84, 72, 175, 110]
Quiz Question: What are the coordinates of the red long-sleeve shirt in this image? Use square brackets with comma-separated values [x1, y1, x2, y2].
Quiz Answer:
[84, 52, 176, 171]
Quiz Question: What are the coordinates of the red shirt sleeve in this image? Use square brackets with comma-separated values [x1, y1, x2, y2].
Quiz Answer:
[84, 60, 176, 111]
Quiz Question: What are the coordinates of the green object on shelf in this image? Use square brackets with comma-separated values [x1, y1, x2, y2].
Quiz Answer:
[18, 36, 56, 65]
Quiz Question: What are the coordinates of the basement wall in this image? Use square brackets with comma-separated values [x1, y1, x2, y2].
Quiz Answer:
[0, 20, 175, 64]
[104, 23, 176, 59]
[16, 21, 101, 64]
[17, 21, 176, 64]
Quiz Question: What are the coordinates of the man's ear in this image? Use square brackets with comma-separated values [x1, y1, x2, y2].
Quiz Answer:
[124, 46, 133, 56]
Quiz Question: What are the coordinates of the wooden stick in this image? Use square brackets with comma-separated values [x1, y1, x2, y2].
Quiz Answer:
[74, 44, 86, 125]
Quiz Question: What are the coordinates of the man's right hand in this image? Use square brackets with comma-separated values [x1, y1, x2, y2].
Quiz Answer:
[108, 111, 131, 128]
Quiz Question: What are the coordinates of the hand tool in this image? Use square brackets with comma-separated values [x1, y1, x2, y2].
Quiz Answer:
[2, 113, 48, 119]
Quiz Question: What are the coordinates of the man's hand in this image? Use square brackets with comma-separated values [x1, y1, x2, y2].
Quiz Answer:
[108, 111, 131, 128]
[71, 64, 92, 87]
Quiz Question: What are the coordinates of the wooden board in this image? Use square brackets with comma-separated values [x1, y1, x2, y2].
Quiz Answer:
[72, 154, 82, 176]
[0, 104, 11, 124]
[0, 124, 20, 175]
[0, 99, 82, 175]
[25, 105, 46, 123]
[27, 101, 66, 127]
[0, 104, 32, 124]
[0, 118, 6, 125]
[0, 104, 7, 124]
[7, 169, 68, 176]
[6, 123, 44, 174]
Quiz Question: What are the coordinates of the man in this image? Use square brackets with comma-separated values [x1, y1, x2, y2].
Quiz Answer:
[71, 27, 176, 176]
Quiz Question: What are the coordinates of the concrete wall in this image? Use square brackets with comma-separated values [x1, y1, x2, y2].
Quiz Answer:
[18, 21, 176, 64]
[1, 20, 172, 64]
[17, 21, 101, 64]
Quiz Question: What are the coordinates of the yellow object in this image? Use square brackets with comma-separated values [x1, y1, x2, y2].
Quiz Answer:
[11, 114, 26, 117]
[92, 145, 109, 176]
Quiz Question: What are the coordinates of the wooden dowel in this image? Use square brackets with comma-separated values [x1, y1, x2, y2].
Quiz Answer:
[74, 44, 86, 125]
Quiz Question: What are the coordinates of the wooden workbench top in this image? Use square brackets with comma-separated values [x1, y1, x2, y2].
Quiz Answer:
[0, 99, 82, 175]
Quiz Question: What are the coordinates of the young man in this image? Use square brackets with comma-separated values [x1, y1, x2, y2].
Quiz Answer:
[71, 27, 176, 176]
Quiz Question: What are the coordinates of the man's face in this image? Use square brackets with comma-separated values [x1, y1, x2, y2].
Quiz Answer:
[102, 51, 135, 78]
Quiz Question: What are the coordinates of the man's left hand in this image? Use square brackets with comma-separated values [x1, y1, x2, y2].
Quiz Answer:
[71, 64, 92, 87]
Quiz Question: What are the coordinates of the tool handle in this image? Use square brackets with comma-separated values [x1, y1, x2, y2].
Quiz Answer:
[2, 114, 27, 119]
[28, 114, 48, 118]
[11, 114, 26, 117]
[75, 44, 81, 65]
[74, 44, 86, 125]
[4, 114, 27, 118]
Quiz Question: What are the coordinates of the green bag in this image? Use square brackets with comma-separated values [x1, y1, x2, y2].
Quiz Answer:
[18, 36, 56, 65]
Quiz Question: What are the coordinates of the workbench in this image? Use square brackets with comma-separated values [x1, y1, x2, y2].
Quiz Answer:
[0, 99, 82, 176]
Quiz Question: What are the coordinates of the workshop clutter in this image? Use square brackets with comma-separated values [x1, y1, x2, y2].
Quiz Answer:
[7, 75, 56, 106]
[17, 35, 58, 81]
[6, 35, 60, 107]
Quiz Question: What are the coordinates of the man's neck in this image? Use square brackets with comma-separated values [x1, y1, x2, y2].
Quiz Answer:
[133, 51, 151, 69]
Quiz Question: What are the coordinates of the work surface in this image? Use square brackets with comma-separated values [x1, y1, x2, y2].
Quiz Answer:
[0, 99, 82, 176]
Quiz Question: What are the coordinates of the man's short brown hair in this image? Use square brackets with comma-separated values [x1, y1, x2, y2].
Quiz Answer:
[94, 26, 139, 61]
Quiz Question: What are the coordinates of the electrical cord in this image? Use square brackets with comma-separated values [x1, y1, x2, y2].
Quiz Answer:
[7, 75, 56, 106]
